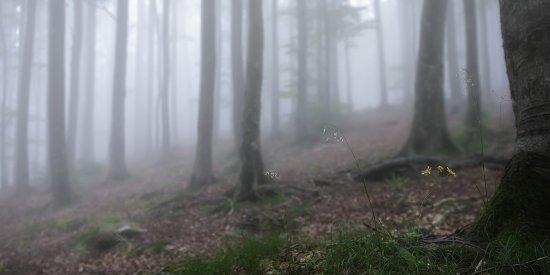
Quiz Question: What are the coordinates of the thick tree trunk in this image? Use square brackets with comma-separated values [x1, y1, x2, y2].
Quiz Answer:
[374, 0, 388, 108]
[270, 0, 280, 137]
[14, 0, 37, 196]
[160, 0, 171, 158]
[238, 0, 265, 201]
[464, 0, 482, 133]
[213, 0, 221, 144]
[231, 0, 244, 149]
[170, 2, 179, 145]
[0, 1, 8, 189]
[445, 0, 463, 113]
[190, 0, 216, 188]
[145, 0, 155, 155]
[108, 0, 129, 180]
[134, 0, 146, 156]
[80, 1, 96, 162]
[48, 0, 71, 206]
[67, 0, 83, 172]
[401, 0, 456, 156]
[469, 0, 550, 240]
[295, 0, 308, 141]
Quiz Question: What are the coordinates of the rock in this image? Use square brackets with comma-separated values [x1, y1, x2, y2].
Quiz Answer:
[116, 225, 146, 239]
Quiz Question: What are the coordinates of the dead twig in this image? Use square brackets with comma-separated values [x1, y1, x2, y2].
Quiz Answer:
[470, 256, 549, 275]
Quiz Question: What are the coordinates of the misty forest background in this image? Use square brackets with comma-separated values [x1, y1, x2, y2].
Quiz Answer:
[0, 0, 548, 274]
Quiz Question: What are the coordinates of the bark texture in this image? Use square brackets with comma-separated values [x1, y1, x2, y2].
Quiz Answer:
[190, 0, 216, 188]
[401, 0, 456, 156]
[14, 0, 37, 195]
[108, 0, 129, 180]
[469, 0, 550, 240]
[238, 0, 266, 201]
[48, 0, 71, 205]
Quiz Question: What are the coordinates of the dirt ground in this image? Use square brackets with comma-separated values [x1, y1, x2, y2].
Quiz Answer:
[0, 108, 515, 274]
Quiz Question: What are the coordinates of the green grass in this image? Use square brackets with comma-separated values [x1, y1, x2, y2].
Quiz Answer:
[167, 228, 550, 275]
[385, 175, 409, 191]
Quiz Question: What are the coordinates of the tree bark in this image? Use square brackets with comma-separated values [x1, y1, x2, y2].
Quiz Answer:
[374, 0, 388, 108]
[468, 0, 550, 241]
[48, 0, 71, 206]
[190, 0, 216, 188]
[67, 0, 83, 173]
[14, 0, 37, 196]
[134, 0, 146, 157]
[464, 0, 482, 132]
[270, 0, 280, 137]
[80, 1, 96, 162]
[401, 0, 456, 156]
[445, 0, 463, 113]
[231, 0, 244, 149]
[238, 0, 265, 201]
[295, 0, 308, 141]
[321, 0, 332, 123]
[213, 0, 221, 144]
[108, 0, 129, 180]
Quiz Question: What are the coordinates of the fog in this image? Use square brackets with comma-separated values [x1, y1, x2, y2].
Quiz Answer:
[1, 0, 539, 273]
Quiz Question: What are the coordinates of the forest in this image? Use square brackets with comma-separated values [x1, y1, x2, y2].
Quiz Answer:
[0, 0, 548, 274]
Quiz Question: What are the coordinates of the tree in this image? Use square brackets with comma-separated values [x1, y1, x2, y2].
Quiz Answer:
[270, 0, 280, 137]
[67, 0, 83, 172]
[374, 0, 388, 108]
[134, 0, 146, 156]
[213, 0, 222, 143]
[190, 0, 216, 188]
[0, 1, 8, 189]
[237, 0, 265, 201]
[80, 1, 96, 162]
[231, 0, 244, 149]
[445, 0, 463, 113]
[48, 0, 71, 205]
[160, 0, 171, 157]
[295, 0, 308, 141]
[108, 0, 129, 180]
[463, 0, 482, 133]
[401, 0, 456, 155]
[14, 0, 37, 196]
[468, 0, 550, 240]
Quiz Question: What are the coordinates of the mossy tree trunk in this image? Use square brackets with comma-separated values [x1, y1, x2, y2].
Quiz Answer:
[238, 0, 265, 201]
[401, 0, 457, 156]
[469, 0, 550, 241]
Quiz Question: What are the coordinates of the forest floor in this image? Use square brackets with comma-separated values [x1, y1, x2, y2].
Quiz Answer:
[0, 107, 516, 274]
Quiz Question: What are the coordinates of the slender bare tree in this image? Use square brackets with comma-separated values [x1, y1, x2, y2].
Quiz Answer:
[190, 0, 216, 188]
[231, 0, 244, 149]
[107, 0, 129, 180]
[14, 0, 37, 196]
[81, 1, 96, 162]
[67, 0, 83, 172]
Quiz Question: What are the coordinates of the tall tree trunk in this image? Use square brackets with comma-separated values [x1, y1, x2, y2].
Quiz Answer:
[238, 0, 265, 201]
[398, 0, 416, 104]
[14, 0, 37, 196]
[213, 0, 221, 144]
[295, 0, 308, 141]
[160, 0, 171, 157]
[468, 0, 550, 241]
[477, 1, 491, 98]
[80, 1, 96, 162]
[145, 0, 155, 155]
[270, 0, 280, 137]
[48, 0, 71, 206]
[445, 0, 463, 113]
[108, 0, 129, 180]
[67, 0, 83, 172]
[231, 0, 244, 149]
[464, 0, 482, 132]
[134, 0, 146, 156]
[321, 0, 332, 123]
[170, 1, 179, 145]
[0, 1, 8, 189]
[374, 0, 388, 108]
[401, 0, 456, 155]
[190, 0, 216, 188]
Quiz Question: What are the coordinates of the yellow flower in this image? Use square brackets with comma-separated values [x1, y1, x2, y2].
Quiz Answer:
[421, 166, 432, 176]
[436, 165, 445, 174]
[446, 167, 457, 177]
